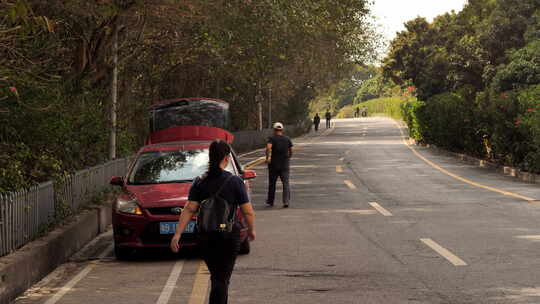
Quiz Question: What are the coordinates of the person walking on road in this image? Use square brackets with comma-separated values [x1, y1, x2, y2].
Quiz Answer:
[313, 113, 321, 132]
[325, 110, 332, 128]
[354, 107, 360, 118]
[171, 140, 256, 304]
[266, 122, 293, 208]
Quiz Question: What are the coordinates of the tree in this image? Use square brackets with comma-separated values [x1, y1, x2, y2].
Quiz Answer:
[1, 0, 381, 191]
[382, 17, 449, 100]
[491, 40, 540, 92]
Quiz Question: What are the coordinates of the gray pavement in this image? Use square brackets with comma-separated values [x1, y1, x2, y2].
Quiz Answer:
[12, 117, 540, 304]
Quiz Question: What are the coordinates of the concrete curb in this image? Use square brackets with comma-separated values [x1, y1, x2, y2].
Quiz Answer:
[0, 205, 112, 304]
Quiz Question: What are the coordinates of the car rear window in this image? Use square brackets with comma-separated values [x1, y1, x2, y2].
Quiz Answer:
[127, 149, 235, 185]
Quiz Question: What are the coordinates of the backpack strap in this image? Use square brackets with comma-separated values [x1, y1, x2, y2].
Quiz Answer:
[192, 176, 201, 187]
[213, 175, 234, 197]
[212, 175, 237, 225]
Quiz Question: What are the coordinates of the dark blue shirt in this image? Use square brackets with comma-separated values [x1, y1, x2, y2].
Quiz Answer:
[188, 170, 249, 207]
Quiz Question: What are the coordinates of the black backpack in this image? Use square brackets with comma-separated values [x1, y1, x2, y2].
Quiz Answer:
[197, 175, 236, 233]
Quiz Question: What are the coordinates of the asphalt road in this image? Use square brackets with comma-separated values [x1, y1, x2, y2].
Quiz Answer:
[13, 117, 540, 304]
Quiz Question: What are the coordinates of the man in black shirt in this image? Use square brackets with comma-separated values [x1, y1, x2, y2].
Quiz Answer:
[265, 122, 293, 208]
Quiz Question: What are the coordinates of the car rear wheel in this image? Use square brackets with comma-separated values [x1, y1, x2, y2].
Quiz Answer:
[114, 244, 132, 260]
[239, 239, 250, 255]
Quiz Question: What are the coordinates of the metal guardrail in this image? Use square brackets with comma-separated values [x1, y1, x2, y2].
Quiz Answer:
[0, 158, 133, 257]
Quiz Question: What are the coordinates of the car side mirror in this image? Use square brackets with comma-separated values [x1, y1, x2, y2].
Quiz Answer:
[110, 176, 124, 186]
[242, 170, 257, 180]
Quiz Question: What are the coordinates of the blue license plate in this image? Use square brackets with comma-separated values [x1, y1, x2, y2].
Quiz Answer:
[159, 221, 196, 234]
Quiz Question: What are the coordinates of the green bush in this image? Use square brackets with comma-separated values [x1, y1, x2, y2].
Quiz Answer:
[477, 90, 527, 166]
[0, 84, 137, 192]
[401, 100, 426, 141]
[401, 86, 540, 172]
[514, 84, 540, 171]
[401, 89, 486, 156]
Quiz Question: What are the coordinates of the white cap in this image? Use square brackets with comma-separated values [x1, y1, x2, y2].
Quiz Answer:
[273, 122, 284, 130]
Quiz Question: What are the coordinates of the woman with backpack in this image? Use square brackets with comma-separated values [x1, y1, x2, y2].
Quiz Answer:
[170, 140, 256, 304]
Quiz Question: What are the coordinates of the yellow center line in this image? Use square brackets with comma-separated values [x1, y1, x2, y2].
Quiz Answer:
[392, 121, 538, 202]
[187, 261, 210, 304]
[344, 180, 357, 190]
[369, 202, 393, 217]
[420, 238, 467, 266]
[245, 157, 265, 169]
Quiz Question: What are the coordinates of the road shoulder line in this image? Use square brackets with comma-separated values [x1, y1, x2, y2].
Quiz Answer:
[393, 120, 537, 202]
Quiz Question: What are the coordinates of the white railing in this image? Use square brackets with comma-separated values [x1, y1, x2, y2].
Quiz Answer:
[0, 158, 132, 257]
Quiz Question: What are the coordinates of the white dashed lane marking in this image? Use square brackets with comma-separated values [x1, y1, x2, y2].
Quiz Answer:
[344, 180, 357, 190]
[44, 244, 114, 304]
[156, 260, 185, 304]
[420, 238, 467, 266]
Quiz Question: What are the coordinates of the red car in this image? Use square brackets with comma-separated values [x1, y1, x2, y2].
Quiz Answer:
[109, 126, 256, 260]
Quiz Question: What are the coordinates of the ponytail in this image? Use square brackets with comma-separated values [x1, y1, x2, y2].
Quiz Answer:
[207, 140, 231, 177]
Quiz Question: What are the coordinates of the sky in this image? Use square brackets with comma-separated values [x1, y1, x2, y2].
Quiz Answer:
[371, 0, 469, 42]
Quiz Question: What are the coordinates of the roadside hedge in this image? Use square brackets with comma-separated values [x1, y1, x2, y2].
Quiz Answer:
[402, 84, 540, 173]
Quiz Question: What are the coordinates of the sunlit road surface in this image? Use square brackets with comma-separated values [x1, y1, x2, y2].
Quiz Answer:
[13, 117, 540, 304]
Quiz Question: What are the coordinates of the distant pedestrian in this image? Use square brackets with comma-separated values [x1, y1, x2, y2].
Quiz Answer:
[354, 107, 360, 118]
[362, 107, 367, 117]
[171, 140, 256, 304]
[266, 122, 293, 208]
[313, 113, 321, 132]
[325, 111, 332, 128]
